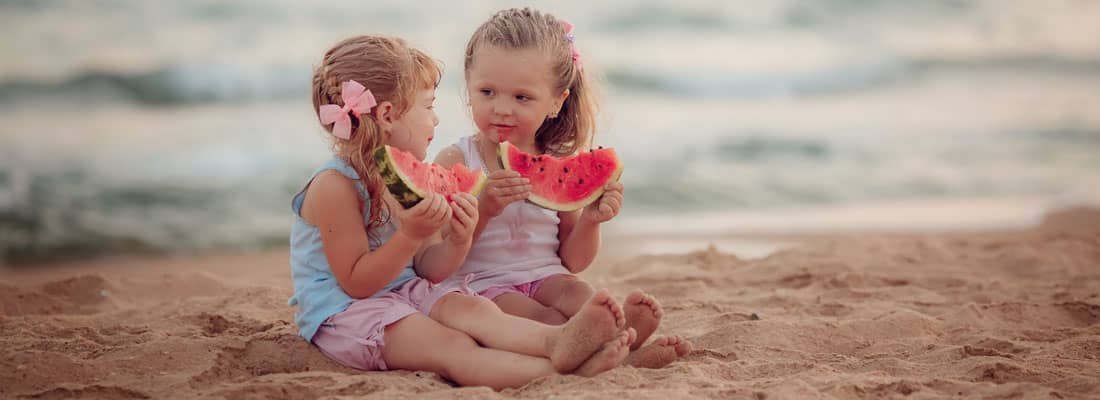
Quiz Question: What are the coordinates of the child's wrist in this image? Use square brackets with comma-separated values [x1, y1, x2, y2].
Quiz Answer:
[480, 204, 501, 218]
[395, 227, 427, 243]
[579, 211, 602, 225]
[447, 235, 472, 247]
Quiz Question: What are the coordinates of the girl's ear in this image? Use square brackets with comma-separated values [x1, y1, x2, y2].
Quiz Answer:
[373, 101, 395, 133]
[553, 88, 571, 115]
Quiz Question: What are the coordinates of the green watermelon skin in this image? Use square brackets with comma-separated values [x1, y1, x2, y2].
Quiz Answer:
[498, 142, 624, 212]
[374, 146, 424, 208]
[374, 146, 487, 209]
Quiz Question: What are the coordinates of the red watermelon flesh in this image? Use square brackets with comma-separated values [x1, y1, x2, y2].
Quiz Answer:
[498, 142, 623, 212]
[374, 145, 487, 208]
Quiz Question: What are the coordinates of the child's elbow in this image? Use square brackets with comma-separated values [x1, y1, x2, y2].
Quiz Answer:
[422, 271, 449, 284]
[340, 283, 376, 300]
[560, 257, 577, 273]
[561, 256, 589, 274]
[416, 262, 457, 284]
[339, 278, 380, 299]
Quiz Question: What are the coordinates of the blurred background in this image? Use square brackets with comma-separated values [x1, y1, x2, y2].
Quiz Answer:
[2, 0, 1099, 264]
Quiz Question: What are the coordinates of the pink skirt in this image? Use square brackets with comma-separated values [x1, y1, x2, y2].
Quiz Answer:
[311, 276, 474, 370]
[478, 275, 554, 300]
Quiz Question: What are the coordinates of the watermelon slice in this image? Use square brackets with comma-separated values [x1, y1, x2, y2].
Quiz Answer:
[498, 142, 624, 212]
[374, 145, 487, 208]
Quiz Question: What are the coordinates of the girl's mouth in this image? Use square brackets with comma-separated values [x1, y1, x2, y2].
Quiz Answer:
[492, 124, 515, 141]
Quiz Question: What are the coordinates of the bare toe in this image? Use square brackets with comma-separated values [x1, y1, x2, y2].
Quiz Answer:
[624, 334, 690, 369]
[574, 328, 634, 377]
[607, 292, 626, 328]
[674, 337, 693, 357]
[623, 289, 662, 350]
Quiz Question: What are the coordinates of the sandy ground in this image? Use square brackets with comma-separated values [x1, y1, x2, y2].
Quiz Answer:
[2, 207, 1099, 399]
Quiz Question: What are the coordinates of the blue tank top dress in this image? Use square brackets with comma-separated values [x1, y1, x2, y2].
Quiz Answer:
[287, 157, 416, 341]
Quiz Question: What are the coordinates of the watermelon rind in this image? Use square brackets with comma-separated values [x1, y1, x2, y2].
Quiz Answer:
[374, 146, 427, 208]
[373, 146, 490, 209]
[498, 142, 624, 212]
[463, 168, 489, 199]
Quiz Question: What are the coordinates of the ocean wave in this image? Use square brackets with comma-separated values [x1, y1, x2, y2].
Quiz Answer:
[598, 4, 732, 31]
[4, 53, 1098, 106]
[0, 63, 310, 106]
[607, 55, 1100, 98]
[1014, 127, 1100, 144]
[0, 165, 296, 264]
[5, 120, 1100, 263]
[596, 0, 976, 32]
[713, 136, 831, 161]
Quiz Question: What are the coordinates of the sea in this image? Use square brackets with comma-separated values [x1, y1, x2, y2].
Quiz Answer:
[2, 0, 1099, 263]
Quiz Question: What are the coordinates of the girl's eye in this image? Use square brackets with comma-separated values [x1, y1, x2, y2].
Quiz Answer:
[479, 89, 493, 96]
[516, 95, 530, 102]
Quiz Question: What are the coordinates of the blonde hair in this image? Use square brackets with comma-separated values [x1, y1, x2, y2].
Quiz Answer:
[311, 35, 441, 238]
[464, 7, 599, 156]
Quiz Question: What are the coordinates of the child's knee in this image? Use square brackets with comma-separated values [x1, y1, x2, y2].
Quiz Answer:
[439, 293, 500, 317]
[562, 279, 594, 300]
[466, 295, 501, 317]
[436, 327, 477, 351]
[535, 307, 567, 325]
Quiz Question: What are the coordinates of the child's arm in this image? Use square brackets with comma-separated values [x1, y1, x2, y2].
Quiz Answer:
[434, 145, 528, 242]
[303, 171, 448, 299]
[413, 192, 478, 283]
[557, 182, 625, 273]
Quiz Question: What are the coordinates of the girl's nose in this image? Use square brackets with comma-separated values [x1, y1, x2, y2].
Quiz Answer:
[492, 100, 511, 116]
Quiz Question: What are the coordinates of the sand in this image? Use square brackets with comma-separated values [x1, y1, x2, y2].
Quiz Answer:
[2, 207, 1099, 399]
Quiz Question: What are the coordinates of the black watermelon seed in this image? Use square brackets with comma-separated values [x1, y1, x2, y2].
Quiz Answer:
[563, 167, 569, 173]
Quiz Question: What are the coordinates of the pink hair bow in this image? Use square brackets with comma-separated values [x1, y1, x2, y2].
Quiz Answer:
[318, 80, 377, 140]
[561, 20, 583, 70]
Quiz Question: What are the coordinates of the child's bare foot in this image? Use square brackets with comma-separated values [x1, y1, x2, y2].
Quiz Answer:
[623, 289, 662, 350]
[574, 328, 636, 377]
[624, 335, 693, 369]
[548, 289, 624, 373]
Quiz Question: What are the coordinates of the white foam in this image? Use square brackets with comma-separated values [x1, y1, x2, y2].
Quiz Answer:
[610, 196, 1100, 236]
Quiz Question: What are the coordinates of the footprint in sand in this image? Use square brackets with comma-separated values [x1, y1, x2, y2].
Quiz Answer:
[623, 289, 663, 350]
[548, 289, 625, 373]
[625, 335, 693, 369]
[575, 328, 636, 377]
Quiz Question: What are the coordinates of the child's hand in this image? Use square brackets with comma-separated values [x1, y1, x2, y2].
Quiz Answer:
[445, 192, 479, 245]
[581, 181, 624, 224]
[479, 170, 530, 218]
[392, 193, 452, 240]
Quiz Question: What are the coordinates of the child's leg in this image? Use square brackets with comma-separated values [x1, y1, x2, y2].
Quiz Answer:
[621, 289, 664, 350]
[534, 275, 663, 350]
[381, 313, 555, 390]
[531, 274, 596, 317]
[574, 328, 635, 377]
[623, 335, 693, 369]
[493, 292, 568, 325]
[429, 289, 624, 373]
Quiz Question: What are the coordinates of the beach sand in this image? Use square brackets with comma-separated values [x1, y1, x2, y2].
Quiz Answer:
[2, 207, 1099, 399]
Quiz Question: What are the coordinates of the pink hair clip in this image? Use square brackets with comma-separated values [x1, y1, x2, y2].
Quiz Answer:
[318, 80, 377, 140]
[561, 19, 583, 70]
